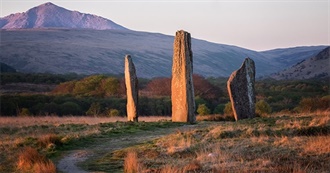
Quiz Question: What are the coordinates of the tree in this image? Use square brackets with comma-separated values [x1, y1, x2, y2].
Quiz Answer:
[60, 102, 82, 115]
[52, 81, 76, 94]
[86, 102, 101, 116]
[100, 77, 120, 97]
[73, 75, 106, 96]
[193, 74, 223, 101]
[145, 77, 171, 96]
[197, 104, 210, 115]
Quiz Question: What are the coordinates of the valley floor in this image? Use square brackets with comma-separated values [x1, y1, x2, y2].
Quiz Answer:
[0, 113, 329, 173]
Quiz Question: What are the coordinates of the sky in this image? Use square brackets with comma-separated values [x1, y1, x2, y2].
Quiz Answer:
[1, 0, 329, 51]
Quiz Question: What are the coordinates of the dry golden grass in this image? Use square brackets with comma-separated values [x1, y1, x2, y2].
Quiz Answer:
[196, 114, 235, 122]
[37, 134, 62, 148]
[308, 114, 330, 126]
[0, 116, 172, 172]
[124, 150, 143, 173]
[2, 112, 329, 172]
[0, 116, 171, 128]
[159, 162, 202, 173]
[303, 136, 330, 154]
[129, 112, 330, 173]
[156, 130, 195, 154]
[17, 147, 56, 173]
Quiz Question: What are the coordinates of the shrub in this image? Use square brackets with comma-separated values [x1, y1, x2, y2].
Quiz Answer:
[18, 108, 30, 117]
[297, 96, 330, 113]
[256, 100, 272, 117]
[213, 104, 225, 114]
[224, 102, 233, 116]
[108, 109, 120, 117]
[60, 102, 82, 115]
[197, 104, 210, 116]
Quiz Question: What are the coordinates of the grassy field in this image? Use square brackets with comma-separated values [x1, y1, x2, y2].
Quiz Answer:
[0, 112, 329, 173]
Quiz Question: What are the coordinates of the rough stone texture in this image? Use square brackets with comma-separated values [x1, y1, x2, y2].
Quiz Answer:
[227, 58, 256, 121]
[171, 30, 195, 123]
[125, 55, 138, 122]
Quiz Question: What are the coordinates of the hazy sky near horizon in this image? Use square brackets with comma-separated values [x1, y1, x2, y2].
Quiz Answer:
[1, 0, 329, 51]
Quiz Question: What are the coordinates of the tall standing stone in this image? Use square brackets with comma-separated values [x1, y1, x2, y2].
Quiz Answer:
[171, 30, 195, 123]
[125, 55, 138, 122]
[227, 58, 256, 121]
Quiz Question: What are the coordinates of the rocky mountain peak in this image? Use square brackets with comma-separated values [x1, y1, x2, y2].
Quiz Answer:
[0, 2, 128, 30]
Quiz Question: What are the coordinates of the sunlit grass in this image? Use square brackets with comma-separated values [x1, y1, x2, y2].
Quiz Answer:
[0, 112, 329, 172]
[0, 116, 171, 127]
[0, 116, 174, 172]
[116, 112, 330, 173]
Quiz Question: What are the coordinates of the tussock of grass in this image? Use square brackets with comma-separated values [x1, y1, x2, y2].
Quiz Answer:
[17, 147, 56, 173]
[124, 150, 143, 173]
[37, 134, 62, 148]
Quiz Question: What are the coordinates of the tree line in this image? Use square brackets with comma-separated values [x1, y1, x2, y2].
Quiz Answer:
[0, 73, 329, 117]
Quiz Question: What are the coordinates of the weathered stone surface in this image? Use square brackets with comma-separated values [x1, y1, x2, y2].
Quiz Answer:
[227, 58, 256, 121]
[171, 30, 195, 123]
[125, 55, 138, 122]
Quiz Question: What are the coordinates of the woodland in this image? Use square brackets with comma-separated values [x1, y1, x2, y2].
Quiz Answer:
[1, 72, 329, 117]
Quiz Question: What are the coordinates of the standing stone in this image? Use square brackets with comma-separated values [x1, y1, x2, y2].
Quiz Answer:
[171, 30, 195, 123]
[227, 58, 256, 121]
[125, 55, 138, 122]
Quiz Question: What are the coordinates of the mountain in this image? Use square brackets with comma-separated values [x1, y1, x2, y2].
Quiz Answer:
[0, 3, 327, 79]
[270, 47, 330, 80]
[0, 29, 269, 78]
[0, 2, 128, 30]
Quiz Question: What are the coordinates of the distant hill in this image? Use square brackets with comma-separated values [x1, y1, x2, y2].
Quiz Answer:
[271, 47, 330, 80]
[260, 46, 326, 68]
[0, 2, 128, 30]
[0, 3, 327, 79]
[0, 62, 16, 73]
[0, 29, 271, 78]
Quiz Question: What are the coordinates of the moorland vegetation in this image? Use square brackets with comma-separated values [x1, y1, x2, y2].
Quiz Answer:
[1, 73, 329, 117]
[0, 72, 329, 172]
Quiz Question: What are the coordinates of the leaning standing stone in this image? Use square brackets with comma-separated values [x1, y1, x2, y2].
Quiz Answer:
[227, 58, 256, 121]
[125, 55, 138, 122]
[171, 30, 195, 123]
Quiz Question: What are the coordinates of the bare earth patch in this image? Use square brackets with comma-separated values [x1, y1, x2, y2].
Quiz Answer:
[57, 150, 91, 173]
[56, 123, 202, 173]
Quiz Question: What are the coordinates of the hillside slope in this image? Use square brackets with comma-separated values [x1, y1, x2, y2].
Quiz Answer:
[260, 46, 326, 67]
[0, 29, 282, 78]
[0, 2, 127, 30]
[271, 47, 330, 80]
[0, 2, 327, 79]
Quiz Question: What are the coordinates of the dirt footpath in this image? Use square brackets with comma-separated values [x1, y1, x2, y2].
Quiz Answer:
[57, 123, 205, 173]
